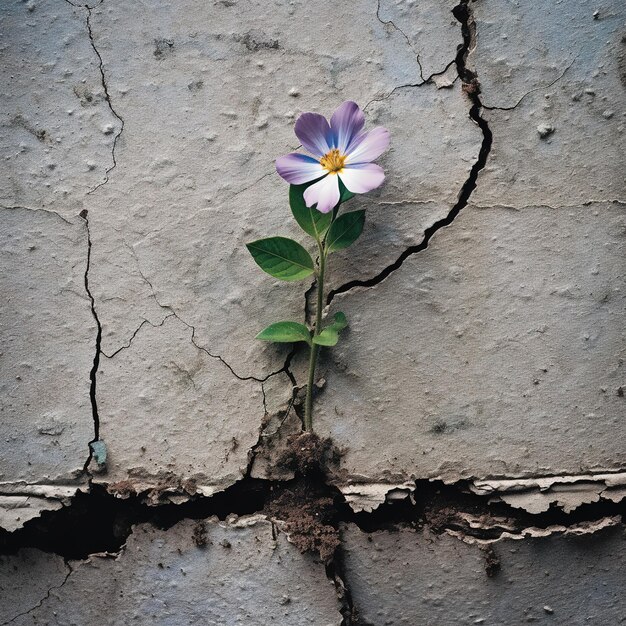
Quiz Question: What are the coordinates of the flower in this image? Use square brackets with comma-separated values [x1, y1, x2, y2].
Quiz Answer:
[275, 101, 390, 213]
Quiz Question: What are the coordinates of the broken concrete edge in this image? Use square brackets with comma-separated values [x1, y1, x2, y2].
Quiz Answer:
[1, 515, 346, 626]
[3, 467, 626, 534]
[336, 470, 626, 514]
[445, 515, 622, 545]
[0, 482, 88, 534]
[470, 472, 626, 514]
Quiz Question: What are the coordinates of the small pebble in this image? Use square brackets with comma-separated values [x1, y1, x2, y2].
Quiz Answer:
[288, 87, 299, 97]
[602, 110, 614, 119]
[537, 123, 555, 138]
[543, 606, 554, 614]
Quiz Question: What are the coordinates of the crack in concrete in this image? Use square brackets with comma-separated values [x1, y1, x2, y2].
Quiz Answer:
[482, 57, 577, 111]
[120, 241, 296, 384]
[1, 561, 73, 626]
[0, 205, 73, 225]
[79, 210, 102, 474]
[328, 0, 493, 306]
[100, 314, 176, 359]
[69, 0, 125, 195]
[375, 0, 425, 81]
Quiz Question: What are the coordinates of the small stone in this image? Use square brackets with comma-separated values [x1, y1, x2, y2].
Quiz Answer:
[537, 123, 555, 138]
[543, 606, 554, 614]
[602, 110, 614, 119]
[288, 87, 299, 97]
[593, 10, 599, 19]
[102, 124, 114, 135]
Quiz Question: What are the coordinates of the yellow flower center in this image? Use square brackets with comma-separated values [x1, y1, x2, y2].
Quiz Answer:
[320, 148, 347, 174]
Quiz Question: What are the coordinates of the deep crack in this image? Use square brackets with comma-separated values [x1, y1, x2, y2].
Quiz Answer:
[328, 0, 492, 305]
[79, 210, 102, 473]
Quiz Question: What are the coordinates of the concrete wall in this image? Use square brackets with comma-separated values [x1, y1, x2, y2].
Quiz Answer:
[1, 0, 625, 623]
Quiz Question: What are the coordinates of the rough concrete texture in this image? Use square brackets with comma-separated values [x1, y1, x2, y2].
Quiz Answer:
[0, 517, 341, 625]
[342, 523, 626, 625]
[0, 1, 119, 210]
[2, 0, 626, 622]
[97, 314, 265, 496]
[0, 208, 94, 530]
[319, 203, 626, 485]
[470, 0, 626, 207]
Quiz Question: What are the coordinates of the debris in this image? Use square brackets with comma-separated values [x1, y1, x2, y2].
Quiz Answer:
[536, 123, 555, 138]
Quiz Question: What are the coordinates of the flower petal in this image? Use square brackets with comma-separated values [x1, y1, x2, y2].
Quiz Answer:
[330, 101, 365, 152]
[339, 163, 385, 194]
[346, 127, 390, 164]
[275, 153, 325, 184]
[294, 113, 333, 158]
[303, 174, 340, 214]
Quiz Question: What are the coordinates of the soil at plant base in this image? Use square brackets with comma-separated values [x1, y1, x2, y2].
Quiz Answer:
[276, 431, 341, 478]
[267, 431, 345, 563]
[266, 479, 341, 563]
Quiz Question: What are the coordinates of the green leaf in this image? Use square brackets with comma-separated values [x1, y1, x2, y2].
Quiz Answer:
[326, 210, 365, 252]
[256, 321, 312, 345]
[312, 312, 348, 346]
[339, 179, 355, 203]
[246, 237, 315, 281]
[289, 183, 333, 240]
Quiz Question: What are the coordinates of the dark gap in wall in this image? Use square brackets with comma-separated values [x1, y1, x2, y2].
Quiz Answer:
[2, 476, 624, 561]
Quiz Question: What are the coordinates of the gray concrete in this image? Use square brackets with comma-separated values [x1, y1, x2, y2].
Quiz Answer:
[341, 523, 626, 625]
[0, 517, 341, 625]
[318, 203, 626, 485]
[0, 208, 93, 530]
[1, 0, 625, 622]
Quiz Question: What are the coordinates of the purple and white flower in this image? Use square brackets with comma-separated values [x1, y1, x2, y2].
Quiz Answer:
[276, 101, 390, 213]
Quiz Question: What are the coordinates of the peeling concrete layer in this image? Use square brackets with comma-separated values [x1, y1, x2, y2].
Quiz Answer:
[0, 208, 93, 514]
[342, 523, 626, 625]
[0, 517, 341, 625]
[471, 472, 626, 514]
[318, 203, 626, 484]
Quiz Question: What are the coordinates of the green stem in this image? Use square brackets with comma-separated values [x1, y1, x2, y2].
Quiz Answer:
[304, 239, 326, 432]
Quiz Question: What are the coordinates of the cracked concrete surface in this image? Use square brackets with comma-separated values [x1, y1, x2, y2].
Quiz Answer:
[96, 315, 265, 495]
[0, 208, 94, 530]
[318, 202, 626, 485]
[0, 1, 119, 211]
[0, 517, 342, 625]
[341, 523, 626, 625]
[1, 0, 626, 622]
[470, 0, 626, 206]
